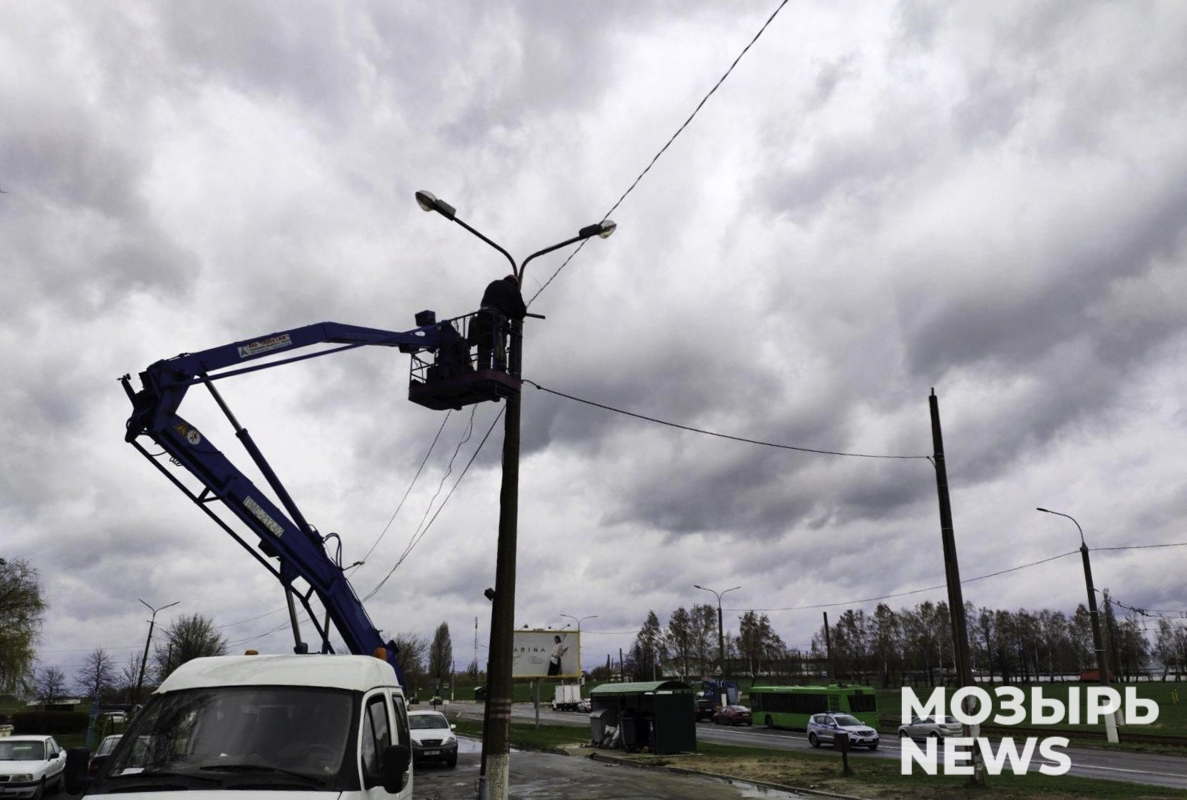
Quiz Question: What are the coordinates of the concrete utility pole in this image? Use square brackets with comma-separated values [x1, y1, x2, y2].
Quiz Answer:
[695, 584, 740, 675]
[823, 612, 835, 680]
[929, 390, 986, 786]
[133, 598, 179, 706]
[1037, 507, 1119, 743]
[415, 192, 614, 800]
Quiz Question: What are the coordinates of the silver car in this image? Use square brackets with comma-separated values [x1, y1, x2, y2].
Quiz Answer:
[806, 713, 879, 750]
[898, 714, 963, 741]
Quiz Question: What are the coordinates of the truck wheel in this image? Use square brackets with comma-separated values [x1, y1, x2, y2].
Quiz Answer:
[446, 753, 457, 768]
[32, 778, 46, 800]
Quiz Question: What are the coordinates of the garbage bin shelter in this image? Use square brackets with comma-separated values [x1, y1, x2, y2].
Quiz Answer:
[589, 680, 695, 754]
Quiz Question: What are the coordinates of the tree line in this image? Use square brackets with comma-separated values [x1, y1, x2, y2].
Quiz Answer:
[625, 596, 1187, 686]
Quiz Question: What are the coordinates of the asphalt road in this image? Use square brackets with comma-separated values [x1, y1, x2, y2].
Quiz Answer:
[448, 701, 1187, 791]
[412, 737, 805, 799]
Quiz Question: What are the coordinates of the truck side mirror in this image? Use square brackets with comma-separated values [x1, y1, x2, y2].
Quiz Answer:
[379, 744, 411, 794]
[64, 748, 92, 795]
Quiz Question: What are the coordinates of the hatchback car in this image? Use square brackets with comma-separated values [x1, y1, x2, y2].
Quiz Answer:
[898, 714, 963, 741]
[806, 713, 879, 750]
[0, 735, 66, 799]
[713, 705, 753, 726]
[408, 710, 458, 768]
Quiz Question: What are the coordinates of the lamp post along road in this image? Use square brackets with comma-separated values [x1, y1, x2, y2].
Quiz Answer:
[559, 613, 597, 681]
[1037, 507, 1119, 743]
[416, 192, 614, 800]
[694, 584, 739, 676]
[133, 599, 179, 706]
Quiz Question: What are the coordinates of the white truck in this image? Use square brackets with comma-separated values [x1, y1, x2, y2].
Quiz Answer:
[551, 684, 584, 712]
[66, 654, 415, 800]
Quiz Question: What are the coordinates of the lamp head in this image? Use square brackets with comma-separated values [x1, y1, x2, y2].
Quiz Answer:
[415, 190, 456, 221]
[578, 219, 617, 240]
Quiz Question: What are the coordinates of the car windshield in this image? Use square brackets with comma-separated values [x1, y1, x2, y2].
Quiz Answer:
[0, 741, 45, 761]
[96, 686, 354, 791]
[834, 714, 862, 727]
[409, 713, 449, 730]
[95, 737, 122, 757]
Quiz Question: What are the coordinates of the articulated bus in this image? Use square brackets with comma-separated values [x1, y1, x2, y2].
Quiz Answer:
[748, 685, 879, 730]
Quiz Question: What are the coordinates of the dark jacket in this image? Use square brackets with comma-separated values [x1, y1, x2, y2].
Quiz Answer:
[480, 278, 527, 320]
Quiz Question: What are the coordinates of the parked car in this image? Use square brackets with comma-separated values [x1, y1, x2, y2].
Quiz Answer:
[713, 705, 753, 726]
[898, 714, 963, 741]
[576, 698, 592, 713]
[806, 713, 879, 750]
[87, 735, 123, 777]
[694, 697, 718, 722]
[0, 735, 66, 799]
[407, 710, 458, 768]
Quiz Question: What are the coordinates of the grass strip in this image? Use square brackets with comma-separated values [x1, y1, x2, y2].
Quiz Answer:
[450, 715, 1187, 800]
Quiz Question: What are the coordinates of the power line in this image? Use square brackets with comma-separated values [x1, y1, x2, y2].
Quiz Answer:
[363, 405, 506, 603]
[736, 550, 1079, 613]
[356, 410, 454, 571]
[1095, 541, 1187, 552]
[529, 0, 793, 306]
[525, 380, 930, 459]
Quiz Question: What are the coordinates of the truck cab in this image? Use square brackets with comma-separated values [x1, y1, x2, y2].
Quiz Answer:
[67, 655, 414, 800]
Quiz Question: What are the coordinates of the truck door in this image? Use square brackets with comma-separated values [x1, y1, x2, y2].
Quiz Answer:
[358, 690, 412, 799]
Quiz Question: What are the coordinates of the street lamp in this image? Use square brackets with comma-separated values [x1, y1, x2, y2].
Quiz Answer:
[133, 599, 179, 706]
[694, 584, 740, 675]
[1037, 507, 1119, 743]
[416, 191, 614, 800]
[559, 614, 597, 681]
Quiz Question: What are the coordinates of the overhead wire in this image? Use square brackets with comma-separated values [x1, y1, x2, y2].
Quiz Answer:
[528, 0, 794, 306]
[354, 410, 454, 573]
[363, 405, 506, 603]
[402, 405, 479, 561]
[735, 549, 1080, 613]
[524, 380, 930, 459]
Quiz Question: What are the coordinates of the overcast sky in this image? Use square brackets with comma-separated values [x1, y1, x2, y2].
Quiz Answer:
[4, 1, 1186, 685]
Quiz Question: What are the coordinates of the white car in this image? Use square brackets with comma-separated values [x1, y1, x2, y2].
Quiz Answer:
[0, 735, 66, 799]
[806, 713, 879, 750]
[407, 710, 458, 768]
[898, 714, 963, 741]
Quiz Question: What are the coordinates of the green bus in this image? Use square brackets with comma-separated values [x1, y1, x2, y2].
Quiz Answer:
[748, 685, 879, 730]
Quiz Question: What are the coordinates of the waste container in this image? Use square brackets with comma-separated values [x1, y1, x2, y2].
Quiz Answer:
[589, 709, 615, 744]
[620, 711, 638, 751]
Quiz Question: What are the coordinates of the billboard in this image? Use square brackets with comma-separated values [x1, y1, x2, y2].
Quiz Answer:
[512, 629, 581, 679]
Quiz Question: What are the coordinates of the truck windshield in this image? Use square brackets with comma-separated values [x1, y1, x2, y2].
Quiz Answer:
[96, 686, 355, 791]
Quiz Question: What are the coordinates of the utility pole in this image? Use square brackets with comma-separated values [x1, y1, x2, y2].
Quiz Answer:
[823, 612, 835, 681]
[929, 390, 986, 786]
[1037, 507, 1119, 742]
[414, 192, 614, 800]
[133, 599, 179, 706]
[695, 584, 740, 676]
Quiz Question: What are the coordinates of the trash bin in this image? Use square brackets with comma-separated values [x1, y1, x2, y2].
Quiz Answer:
[620, 711, 638, 751]
[589, 709, 615, 745]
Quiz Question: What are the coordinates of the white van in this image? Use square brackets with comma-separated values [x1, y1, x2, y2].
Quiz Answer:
[66, 654, 414, 799]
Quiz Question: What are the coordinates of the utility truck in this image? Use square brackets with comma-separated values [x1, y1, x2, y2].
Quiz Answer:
[551, 684, 584, 712]
[67, 654, 415, 798]
[64, 312, 516, 798]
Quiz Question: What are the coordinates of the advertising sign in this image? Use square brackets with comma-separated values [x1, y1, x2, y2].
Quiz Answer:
[512, 629, 580, 679]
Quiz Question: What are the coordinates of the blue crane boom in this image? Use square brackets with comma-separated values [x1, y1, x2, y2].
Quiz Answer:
[120, 314, 508, 683]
